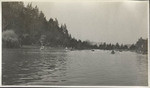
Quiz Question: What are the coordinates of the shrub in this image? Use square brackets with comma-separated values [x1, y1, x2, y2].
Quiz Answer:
[2, 30, 20, 48]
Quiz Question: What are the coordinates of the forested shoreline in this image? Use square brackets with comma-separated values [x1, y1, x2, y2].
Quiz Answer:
[2, 2, 148, 54]
[2, 2, 97, 49]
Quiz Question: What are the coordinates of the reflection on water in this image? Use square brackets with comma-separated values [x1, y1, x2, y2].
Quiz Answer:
[135, 54, 148, 85]
[2, 49, 68, 85]
[2, 49, 148, 86]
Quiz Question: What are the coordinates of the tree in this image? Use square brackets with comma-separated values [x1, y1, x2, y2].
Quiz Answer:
[2, 2, 101, 49]
[135, 37, 148, 54]
[129, 44, 136, 50]
[115, 43, 120, 49]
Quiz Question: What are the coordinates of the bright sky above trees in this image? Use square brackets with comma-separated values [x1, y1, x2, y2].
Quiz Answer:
[24, 1, 148, 44]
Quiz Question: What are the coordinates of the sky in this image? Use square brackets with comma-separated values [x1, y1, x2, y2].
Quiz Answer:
[24, 1, 148, 44]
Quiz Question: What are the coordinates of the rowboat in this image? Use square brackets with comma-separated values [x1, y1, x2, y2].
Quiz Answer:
[40, 46, 45, 50]
[111, 50, 115, 54]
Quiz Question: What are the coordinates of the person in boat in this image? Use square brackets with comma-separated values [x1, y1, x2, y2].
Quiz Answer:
[40, 41, 45, 50]
[91, 49, 95, 51]
[111, 50, 115, 54]
[40, 45, 44, 50]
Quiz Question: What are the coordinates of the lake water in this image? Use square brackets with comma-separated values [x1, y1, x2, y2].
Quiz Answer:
[2, 48, 148, 86]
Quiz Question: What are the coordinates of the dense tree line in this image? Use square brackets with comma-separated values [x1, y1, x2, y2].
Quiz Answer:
[98, 38, 148, 54]
[2, 2, 93, 49]
[2, 2, 148, 53]
[98, 42, 128, 50]
[135, 37, 148, 54]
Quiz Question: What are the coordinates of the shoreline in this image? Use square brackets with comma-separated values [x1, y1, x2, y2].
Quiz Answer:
[2, 45, 148, 55]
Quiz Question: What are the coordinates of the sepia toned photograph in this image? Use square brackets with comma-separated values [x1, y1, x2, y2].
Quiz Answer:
[1, 0, 149, 87]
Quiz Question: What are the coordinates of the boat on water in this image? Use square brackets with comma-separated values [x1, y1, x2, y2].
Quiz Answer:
[111, 50, 115, 54]
[119, 50, 122, 52]
[65, 47, 75, 51]
[70, 48, 74, 51]
[91, 49, 95, 51]
[40, 46, 45, 50]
